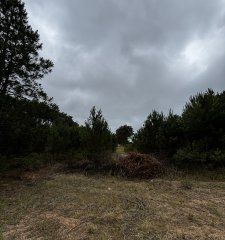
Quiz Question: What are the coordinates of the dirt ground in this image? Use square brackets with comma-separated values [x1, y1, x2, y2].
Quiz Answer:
[0, 170, 225, 240]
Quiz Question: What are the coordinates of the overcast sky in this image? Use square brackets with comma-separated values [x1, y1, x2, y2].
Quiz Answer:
[24, 0, 225, 131]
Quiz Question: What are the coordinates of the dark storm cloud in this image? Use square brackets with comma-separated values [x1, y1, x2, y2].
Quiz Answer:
[24, 0, 225, 131]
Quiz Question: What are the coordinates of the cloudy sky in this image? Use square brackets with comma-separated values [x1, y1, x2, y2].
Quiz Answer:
[24, 0, 225, 131]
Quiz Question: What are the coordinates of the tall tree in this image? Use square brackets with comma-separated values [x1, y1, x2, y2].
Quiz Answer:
[133, 110, 165, 153]
[0, 0, 53, 100]
[81, 106, 113, 164]
[116, 125, 133, 145]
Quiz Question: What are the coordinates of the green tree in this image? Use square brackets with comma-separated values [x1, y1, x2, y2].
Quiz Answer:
[48, 119, 80, 156]
[0, 0, 53, 99]
[174, 89, 225, 167]
[163, 110, 183, 155]
[134, 110, 165, 153]
[0, 95, 80, 157]
[134, 110, 183, 155]
[81, 106, 113, 165]
[182, 89, 216, 146]
[116, 125, 133, 145]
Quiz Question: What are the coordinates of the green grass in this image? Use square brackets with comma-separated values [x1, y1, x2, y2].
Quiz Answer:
[1, 171, 225, 239]
[116, 145, 125, 155]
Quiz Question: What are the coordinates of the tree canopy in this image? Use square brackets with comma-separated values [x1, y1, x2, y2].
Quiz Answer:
[116, 125, 133, 145]
[0, 0, 53, 100]
[80, 106, 115, 164]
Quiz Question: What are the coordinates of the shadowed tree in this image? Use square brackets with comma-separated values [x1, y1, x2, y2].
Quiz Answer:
[133, 110, 165, 153]
[0, 0, 53, 100]
[80, 106, 114, 165]
[116, 125, 133, 145]
[0, 95, 80, 157]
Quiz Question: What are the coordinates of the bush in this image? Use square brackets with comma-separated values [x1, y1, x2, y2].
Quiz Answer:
[174, 147, 225, 168]
[65, 151, 101, 171]
[118, 153, 163, 179]
[19, 153, 45, 170]
[0, 153, 50, 171]
[65, 152, 85, 168]
[124, 143, 136, 153]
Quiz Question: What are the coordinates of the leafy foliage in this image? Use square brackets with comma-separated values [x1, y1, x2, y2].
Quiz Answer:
[182, 89, 225, 151]
[0, 0, 225, 171]
[80, 107, 115, 165]
[0, 0, 53, 99]
[174, 89, 225, 167]
[134, 89, 225, 168]
[174, 148, 225, 168]
[116, 125, 133, 145]
[134, 110, 182, 155]
[0, 95, 80, 158]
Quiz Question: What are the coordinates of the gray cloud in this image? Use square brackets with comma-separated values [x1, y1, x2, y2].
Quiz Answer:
[24, 0, 225, 131]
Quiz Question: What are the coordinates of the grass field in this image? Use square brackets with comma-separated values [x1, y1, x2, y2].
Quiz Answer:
[0, 170, 225, 240]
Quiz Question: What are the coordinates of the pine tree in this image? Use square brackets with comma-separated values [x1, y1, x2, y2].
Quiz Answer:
[0, 0, 53, 100]
[81, 106, 113, 164]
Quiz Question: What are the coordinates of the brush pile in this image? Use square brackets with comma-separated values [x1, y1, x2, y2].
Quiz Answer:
[119, 153, 163, 179]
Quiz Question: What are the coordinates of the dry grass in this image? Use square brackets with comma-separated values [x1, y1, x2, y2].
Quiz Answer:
[0, 171, 225, 240]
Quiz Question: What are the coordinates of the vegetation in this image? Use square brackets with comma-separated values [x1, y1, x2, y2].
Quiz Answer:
[134, 89, 225, 168]
[0, 0, 53, 100]
[177, 89, 225, 167]
[0, 1, 114, 171]
[79, 106, 115, 166]
[1, 1, 225, 239]
[1, 0, 225, 172]
[0, 95, 79, 157]
[133, 110, 183, 156]
[1, 172, 225, 239]
[116, 125, 133, 145]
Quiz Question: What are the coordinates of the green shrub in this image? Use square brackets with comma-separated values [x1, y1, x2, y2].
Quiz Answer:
[65, 152, 87, 169]
[15, 153, 50, 170]
[174, 147, 225, 168]
[0, 153, 53, 171]
[124, 143, 136, 153]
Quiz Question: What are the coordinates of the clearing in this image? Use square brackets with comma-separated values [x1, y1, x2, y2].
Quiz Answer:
[0, 170, 225, 240]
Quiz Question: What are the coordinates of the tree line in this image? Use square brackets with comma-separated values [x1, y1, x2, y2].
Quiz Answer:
[1, 0, 225, 171]
[133, 89, 225, 168]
